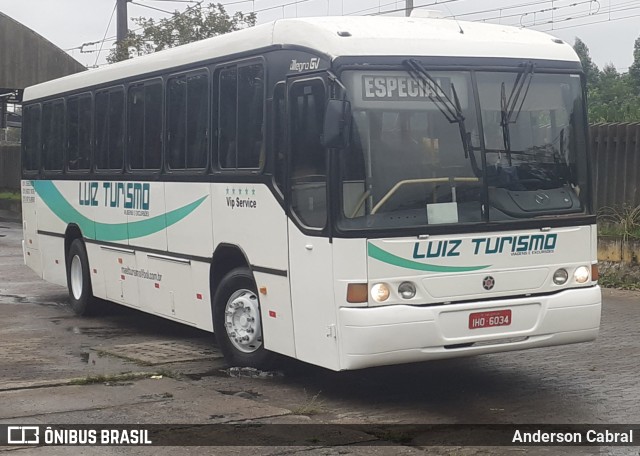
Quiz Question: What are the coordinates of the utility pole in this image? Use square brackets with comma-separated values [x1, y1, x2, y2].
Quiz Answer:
[406, 0, 413, 17]
[116, 0, 129, 43]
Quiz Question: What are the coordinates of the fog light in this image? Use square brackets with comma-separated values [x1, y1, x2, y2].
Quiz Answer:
[398, 282, 416, 299]
[553, 268, 568, 285]
[371, 283, 390, 302]
[574, 266, 590, 283]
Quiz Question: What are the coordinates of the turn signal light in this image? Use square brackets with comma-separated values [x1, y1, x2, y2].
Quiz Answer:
[346, 283, 368, 303]
[591, 264, 599, 282]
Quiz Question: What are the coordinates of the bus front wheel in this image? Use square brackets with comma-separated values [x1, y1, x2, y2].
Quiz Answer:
[66, 239, 97, 316]
[213, 267, 274, 369]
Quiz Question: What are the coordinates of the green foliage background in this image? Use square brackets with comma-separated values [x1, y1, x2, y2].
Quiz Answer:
[574, 37, 640, 122]
[107, 3, 256, 63]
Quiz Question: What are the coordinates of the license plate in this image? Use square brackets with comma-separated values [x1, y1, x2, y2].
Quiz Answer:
[468, 309, 512, 329]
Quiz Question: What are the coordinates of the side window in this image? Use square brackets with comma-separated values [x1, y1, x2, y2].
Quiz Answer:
[237, 64, 264, 168]
[167, 71, 209, 170]
[217, 62, 264, 170]
[218, 66, 238, 169]
[128, 79, 162, 170]
[95, 88, 124, 171]
[67, 93, 92, 171]
[289, 79, 327, 228]
[22, 104, 41, 172]
[273, 83, 286, 191]
[42, 99, 65, 172]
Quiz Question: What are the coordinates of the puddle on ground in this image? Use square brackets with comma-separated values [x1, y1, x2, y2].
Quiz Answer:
[0, 294, 30, 304]
[81, 350, 138, 370]
[220, 367, 284, 379]
[218, 390, 261, 399]
[37, 300, 68, 308]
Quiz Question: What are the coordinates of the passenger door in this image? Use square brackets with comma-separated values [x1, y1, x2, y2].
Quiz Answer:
[286, 73, 339, 370]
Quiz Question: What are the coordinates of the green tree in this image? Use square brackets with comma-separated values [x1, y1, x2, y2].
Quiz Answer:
[573, 37, 600, 87]
[589, 63, 640, 122]
[108, 3, 256, 63]
[629, 36, 640, 94]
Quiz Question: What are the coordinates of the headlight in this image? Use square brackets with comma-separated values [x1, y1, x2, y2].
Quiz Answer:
[553, 268, 568, 285]
[398, 282, 416, 299]
[371, 283, 390, 302]
[574, 266, 590, 283]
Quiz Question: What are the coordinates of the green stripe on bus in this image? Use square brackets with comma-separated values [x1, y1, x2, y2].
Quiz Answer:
[367, 243, 490, 273]
[32, 180, 207, 242]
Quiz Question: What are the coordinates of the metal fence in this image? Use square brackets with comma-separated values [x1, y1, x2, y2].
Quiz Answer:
[590, 122, 640, 211]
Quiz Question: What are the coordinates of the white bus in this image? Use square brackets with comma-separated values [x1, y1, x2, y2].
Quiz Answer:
[21, 14, 601, 371]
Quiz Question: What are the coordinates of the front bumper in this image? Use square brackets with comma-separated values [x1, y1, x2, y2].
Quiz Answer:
[338, 286, 601, 370]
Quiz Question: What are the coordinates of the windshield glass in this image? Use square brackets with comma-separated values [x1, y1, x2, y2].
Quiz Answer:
[477, 72, 588, 219]
[339, 69, 589, 231]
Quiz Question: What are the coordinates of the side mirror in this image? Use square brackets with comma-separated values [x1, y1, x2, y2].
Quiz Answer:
[321, 99, 351, 149]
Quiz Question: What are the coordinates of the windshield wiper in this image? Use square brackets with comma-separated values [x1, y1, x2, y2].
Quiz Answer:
[404, 59, 471, 159]
[500, 62, 535, 164]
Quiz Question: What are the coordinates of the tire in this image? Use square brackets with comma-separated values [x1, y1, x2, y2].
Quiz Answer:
[213, 267, 275, 369]
[66, 239, 96, 316]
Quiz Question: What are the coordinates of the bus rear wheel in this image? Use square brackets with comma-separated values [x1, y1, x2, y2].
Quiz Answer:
[66, 239, 96, 316]
[213, 267, 274, 369]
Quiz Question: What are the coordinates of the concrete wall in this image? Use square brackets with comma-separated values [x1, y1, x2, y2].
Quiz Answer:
[599, 237, 640, 264]
[0, 12, 85, 90]
[0, 145, 20, 190]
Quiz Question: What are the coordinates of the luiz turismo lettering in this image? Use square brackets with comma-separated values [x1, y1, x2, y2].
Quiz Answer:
[412, 234, 558, 260]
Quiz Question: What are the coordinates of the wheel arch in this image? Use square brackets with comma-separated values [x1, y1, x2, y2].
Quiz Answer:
[209, 243, 254, 307]
[64, 224, 83, 266]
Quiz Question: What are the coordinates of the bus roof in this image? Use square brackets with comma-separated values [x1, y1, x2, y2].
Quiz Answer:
[24, 16, 579, 102]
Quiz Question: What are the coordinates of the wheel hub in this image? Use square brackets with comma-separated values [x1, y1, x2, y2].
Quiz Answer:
[224, 289, 262, 353]
[70, 255, 83, 300]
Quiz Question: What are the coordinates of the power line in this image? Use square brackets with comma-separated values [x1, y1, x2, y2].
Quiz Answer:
[536, 9, 640, 31]
[68, 0, 640, 66]
[359, 0, 466, 17]
[346, 0, 398, 16]
[252, 0, 317, 14]
[130, 1, 176, 15]
[67, 0, 205, 56]
[94, 1, 118, 67]
[514, 1, 640, 29]
[464, 0, 599, 25]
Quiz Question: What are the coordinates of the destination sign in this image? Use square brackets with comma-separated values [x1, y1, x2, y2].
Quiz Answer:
[343, 71, 468, 110]
[361, 75, 451, 101]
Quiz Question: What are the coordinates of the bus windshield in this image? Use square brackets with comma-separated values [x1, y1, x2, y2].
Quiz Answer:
[339, 68, 589, 231]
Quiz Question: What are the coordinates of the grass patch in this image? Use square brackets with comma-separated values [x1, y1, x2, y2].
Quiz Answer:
[598, 205, 640, 240]
[0, 191, 20, 201]
[598, 260, 640, 290]
[290, 391, 326, 416]
[599, 271, 640, 290]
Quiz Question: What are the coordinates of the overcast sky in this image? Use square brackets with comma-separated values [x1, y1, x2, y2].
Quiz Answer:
[1, 0, 638, 71]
